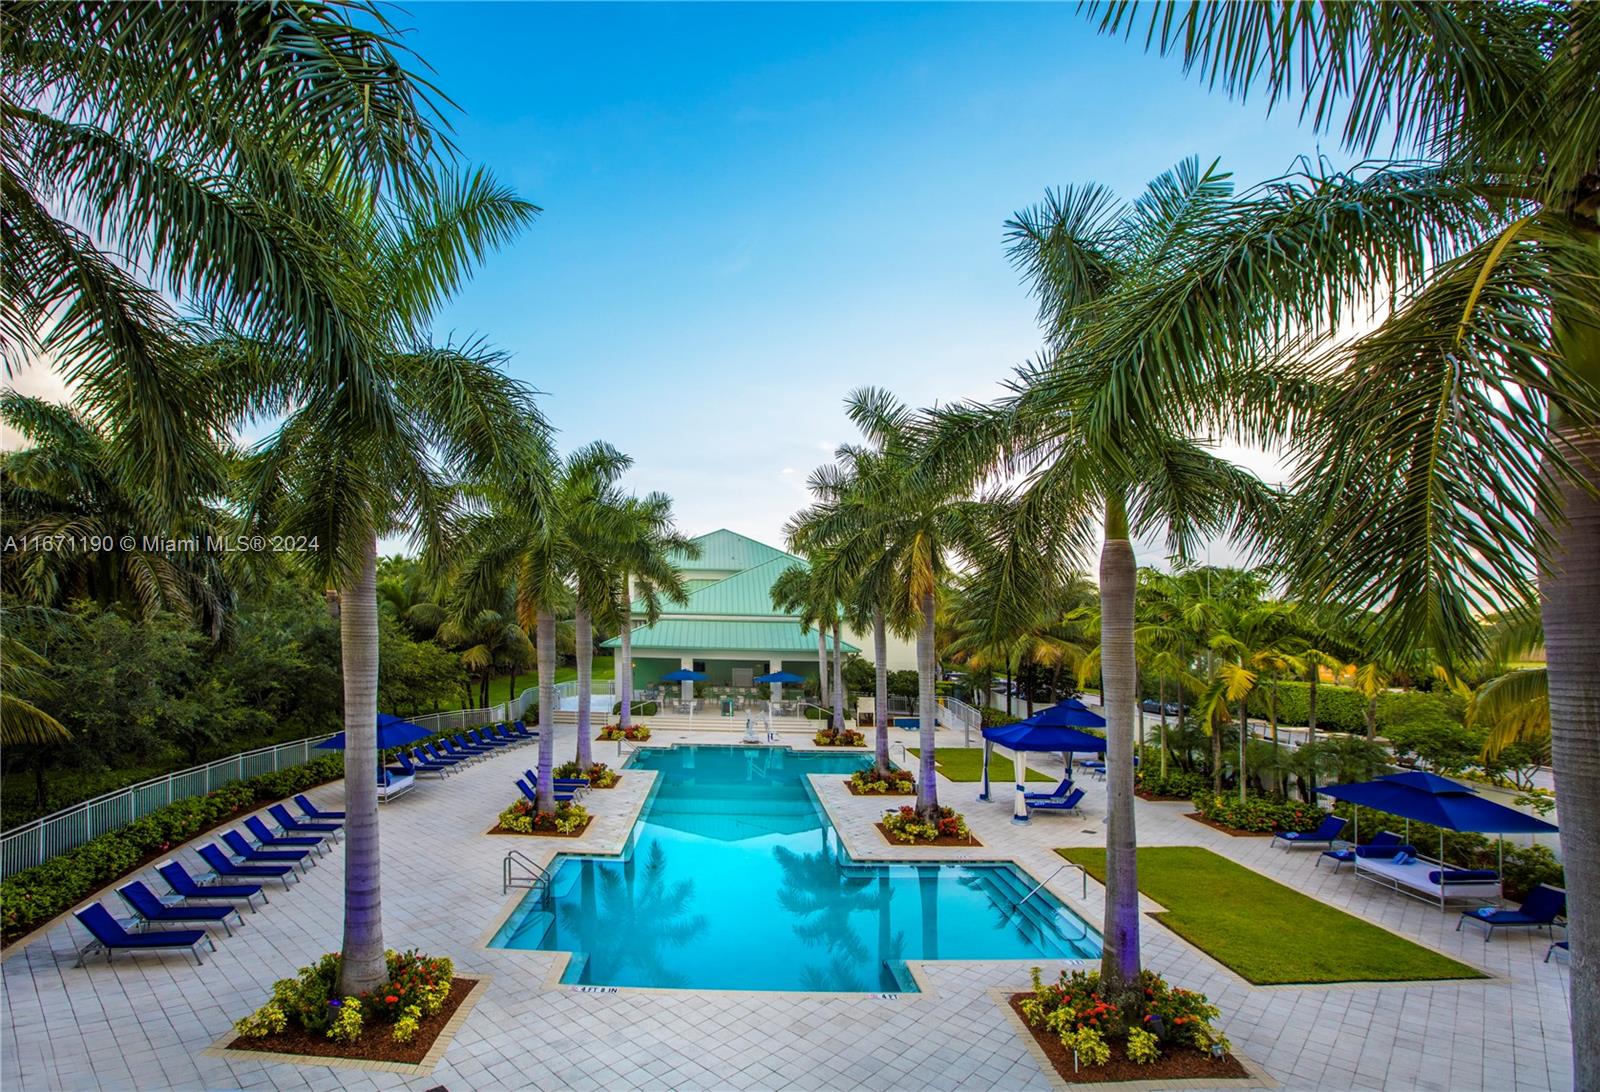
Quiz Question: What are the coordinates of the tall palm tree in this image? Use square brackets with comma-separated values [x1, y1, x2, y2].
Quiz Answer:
[798, 388, 998, 818]
[451, 443, 632, 811]
[925, 162, 1282, 1000]
[3, 3, 448, 508]
[1087, 6, 1600, 1066]
[610, 494, 696, 731]
[437, 609, 533, 711]
[770, 563, 835, 709]
[232, 169, 543, 997]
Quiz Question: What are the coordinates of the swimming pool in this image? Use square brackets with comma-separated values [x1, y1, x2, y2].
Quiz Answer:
[488, 745, 1100, 992]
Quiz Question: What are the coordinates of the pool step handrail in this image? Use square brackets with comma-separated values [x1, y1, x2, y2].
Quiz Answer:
[889, 741, 908, 767]
[503, 848, 553, 904]
[1017, 861, 1088, 907]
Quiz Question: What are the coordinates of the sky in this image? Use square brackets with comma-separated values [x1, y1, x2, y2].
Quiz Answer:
[11, 2, 1337, 566]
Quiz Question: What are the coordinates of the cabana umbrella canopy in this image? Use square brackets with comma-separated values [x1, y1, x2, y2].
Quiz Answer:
[316, 713, 432, 752]
[980, 701, 1108, 824]
[753, 671, 806, 684]
[981, 722, 1107, 754]
[1318, 773, 1558, 835]
[661, 668, 708, 682]
[1016, 699, 1108, 731]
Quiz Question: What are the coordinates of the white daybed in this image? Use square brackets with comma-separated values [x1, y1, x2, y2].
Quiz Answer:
[1354, 853, 1501, 908]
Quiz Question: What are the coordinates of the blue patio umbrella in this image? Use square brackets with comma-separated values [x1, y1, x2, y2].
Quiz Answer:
[753, 671, 806, 684]
[1318, 771, 1558, 878]
[979, 703, 1108, 822]
[661, 668, 707, 682]
[316, 712, 434, 753]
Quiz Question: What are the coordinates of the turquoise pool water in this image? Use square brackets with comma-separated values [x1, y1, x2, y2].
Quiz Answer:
[488, 745, 1100, 992]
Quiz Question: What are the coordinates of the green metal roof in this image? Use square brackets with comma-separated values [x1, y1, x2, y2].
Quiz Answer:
[673, 529, 799, 573]
[641, 556, 800, 617]
[601, 619, 858, 654]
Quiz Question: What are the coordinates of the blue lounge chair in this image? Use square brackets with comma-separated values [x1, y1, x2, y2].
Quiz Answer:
[116, 881, 243, 936]
[197, 844, 297, 888]
[155, 859, 266, 910]
[1273, 814, 1348, 850]
[221, 830, 313, 872]
[72, 903, 214, 967]
[244, 816, 328, 856]
[509, 720, 536, 741]
[422, 741, 462, 767]
[470, 727, 513, 749]
[451, 732, 494, 754]
[1458, 884, 1566, 942]
[440, 738, 484, 763]
[1026, 787, 1085, 816]
[516, 778, 577, 806]
[389, 750, 443, 781]
[268, 803, 340, 841]
[294, 794, 344, 822]
[406, 748, 454, 776]
[492, 724, 524, 747]
[1023, 776, 1074, 802]
[523, 770, 588, 798]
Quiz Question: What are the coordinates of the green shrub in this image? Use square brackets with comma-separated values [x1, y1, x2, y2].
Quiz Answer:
[882, 804, 968, 842]
[813, 727, 865, 746]
[982, 707, 1022, 728]
[610, 701, 658, 716]
[1135, 768, 1208, 799]
[0, 754, 344, 938]
[1247, 682, 1463, 734]
[1192, 793, 1323, 833]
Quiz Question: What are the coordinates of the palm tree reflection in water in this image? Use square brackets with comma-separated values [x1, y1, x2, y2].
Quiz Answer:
[557, 841, 707, 988]
[773, 837, 906, 992]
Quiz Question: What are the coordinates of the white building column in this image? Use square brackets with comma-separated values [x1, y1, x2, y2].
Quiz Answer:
[680, 655, 694, 706]
[769, 659, 782, 705]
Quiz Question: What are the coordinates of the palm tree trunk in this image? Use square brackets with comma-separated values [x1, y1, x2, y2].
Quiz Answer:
[508, 668, 518, 715]
[915, 589, 939, 817]
[873, 608, 890, 775]
[338, 533, 385, 995]
[1237, 696, 1249, 803]
[536, 608, 557, 813]
[1158, 676, 1169, 779]
[816, 629, 829, 707]
[831, 619, 845, 731]
[1541, 402, 1600, 1091]
[575, 607, 593, 768]
[618, 607, 633, 729]
[1307, 663, 1319, 796]
[1098, 502, 1141, 996]
[1004, 666, 1013, 716]
[1024, 656, 1034, 718]
[1365, 695, 1377, 740]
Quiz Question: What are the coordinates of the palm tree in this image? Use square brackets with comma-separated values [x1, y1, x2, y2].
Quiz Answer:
[925, 162, 1282, 999]
[1467, 601, 1550, 758]
[1087, 7, 1600, 1066]
[770, 563, 835, 710]
[3, 3, 448, 508]
[437, 609, 533, 711]
[796, 388, 999, 818]
[0, 624, 69, 747]
[610, 494, 696, 731]
[451, 443, 635, 811]
[232, 169, 543, 997]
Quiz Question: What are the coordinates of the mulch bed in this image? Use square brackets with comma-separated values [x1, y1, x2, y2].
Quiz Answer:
[229, 977, 474, 1064]
[596, 733, 649, 742]
[484, 816, 594, 838]
[1007, 995, 1249, 1085]
[1134, 790, 1191, 802]
[845, 780, 915, 796]
[874, 822, 983, 848]
[814, 741, 869, 748]
[1184, 813, 1273, 837]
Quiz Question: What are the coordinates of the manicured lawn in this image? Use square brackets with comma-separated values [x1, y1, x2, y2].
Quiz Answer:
[445, 655, 616, 710]
[909, 747, 1055, 782]
[1058, 846, 1484, 985]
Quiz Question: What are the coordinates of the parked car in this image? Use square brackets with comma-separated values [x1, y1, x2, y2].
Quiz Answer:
[1141, 699, 1186, 716]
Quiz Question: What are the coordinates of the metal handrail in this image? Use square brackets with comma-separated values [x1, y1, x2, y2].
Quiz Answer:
[889, 741, 909, 766]
[1018, 861, 1088, 905]
[503, 848, 552, 899]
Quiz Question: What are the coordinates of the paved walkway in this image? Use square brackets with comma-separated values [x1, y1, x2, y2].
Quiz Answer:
[0, 726, 1572, 1091]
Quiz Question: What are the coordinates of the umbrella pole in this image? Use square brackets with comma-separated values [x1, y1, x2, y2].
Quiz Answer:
[980, 741, 992, 801]
[1012, 748, 1028, 824]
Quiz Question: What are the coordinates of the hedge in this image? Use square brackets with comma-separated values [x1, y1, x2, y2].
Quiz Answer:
[0, 754, 345, 942]
[1246, 682, 1464, 734]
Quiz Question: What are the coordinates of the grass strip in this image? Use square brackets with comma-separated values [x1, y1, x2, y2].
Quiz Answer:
[1058, 845, 1485, 984]
[909, 747, 1055, 782]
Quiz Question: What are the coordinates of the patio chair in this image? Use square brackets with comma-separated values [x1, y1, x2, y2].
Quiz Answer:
[435, 738, 478, 765]
[267, 803, 340, 841]
[116, 881, 244, 936]
[294, 794, 345, 822]
[509, 720, 536, 741]
[1457, 884, 1566, 942]
[244, 816, 329, 856]
[468, 727, 512, 750]
[1023, 776, 1075, 802]
[423, 741, 466, 767]
[1320, 830, 1404, 871]
[523, 770, 588, 797]
[1272, 814, 1348, 850]
[1026, 787, 1086, 817]
[403, 748, 454, 777]
[155, 859, 266, 910]
[390, 750, 445, 781]
[515, 778, 577, 806]
[221, 830, 313, 872]
[196, 844, 297, 889]
[451, 732, 495, 755]
[377, 767, 414, 803]
[491, 724, 524, 747]
[72, 903, 214, 967]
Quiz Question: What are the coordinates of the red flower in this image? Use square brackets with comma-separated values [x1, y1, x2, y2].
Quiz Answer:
[385, 995, 399, 1003]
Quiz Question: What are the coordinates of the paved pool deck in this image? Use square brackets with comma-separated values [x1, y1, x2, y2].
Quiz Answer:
[0, 725, 1572, 1091]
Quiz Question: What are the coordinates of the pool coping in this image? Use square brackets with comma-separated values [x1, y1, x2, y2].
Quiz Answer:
[474, 743, 1102, 1000]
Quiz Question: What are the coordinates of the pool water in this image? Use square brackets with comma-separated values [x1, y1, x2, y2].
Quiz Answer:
[488, 745, 1100, 992]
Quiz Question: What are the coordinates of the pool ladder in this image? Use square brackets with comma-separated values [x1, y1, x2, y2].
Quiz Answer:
[503, 849, 553, 906]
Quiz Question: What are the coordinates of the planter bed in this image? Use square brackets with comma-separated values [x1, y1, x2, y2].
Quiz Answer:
[1007, 994, 1249, 1085]
[846, 781, 915, 796]
[1184, 812, 1273, 837]
[485, 817, 593, 838]
[226, 977, 477, 1067]
[874, 822, 983, 848]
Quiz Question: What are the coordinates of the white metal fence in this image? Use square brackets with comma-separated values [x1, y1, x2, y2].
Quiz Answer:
[0, 734, 337, 881]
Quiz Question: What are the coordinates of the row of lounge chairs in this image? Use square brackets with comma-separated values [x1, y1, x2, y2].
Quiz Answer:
[516, 770, 590, 806]
[1024, 776, 1085, 816]
[70, 795, 344, 967]
[1274, 816, 1566, 946]
[381, 723, 540, 801]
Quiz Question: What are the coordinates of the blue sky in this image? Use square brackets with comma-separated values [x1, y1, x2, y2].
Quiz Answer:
[404, 2, 1326, 556]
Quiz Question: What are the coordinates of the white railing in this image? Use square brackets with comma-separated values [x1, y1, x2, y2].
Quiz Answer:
[939, 696, 984, 745]
[1, 734, 335, 881]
